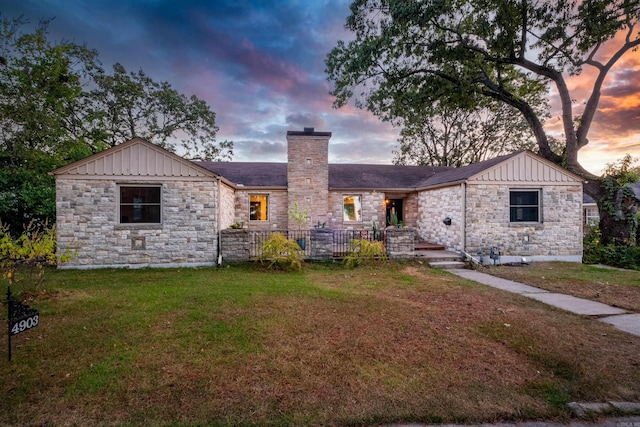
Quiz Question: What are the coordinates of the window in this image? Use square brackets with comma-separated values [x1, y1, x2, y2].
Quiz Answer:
[250, 194, 268, 221]
[510, 190, 540, 222]
[584, 206, 599, 225]
[120, 186, 161, 224]
[343, 195, 362, 222]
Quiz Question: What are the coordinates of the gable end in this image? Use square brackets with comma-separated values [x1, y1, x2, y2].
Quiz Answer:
[468, 152, 583, 184]
[53, 138, 217, 179]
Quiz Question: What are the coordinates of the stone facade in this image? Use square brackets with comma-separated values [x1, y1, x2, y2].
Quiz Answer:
[57, 179, 218, 269]
[55, 136, 585, 268]
[287, 129, 330, 227]
[417, 186, 463, 251]
[328, 191, 385, 230]
[234, 190, 288, 230]
[385, 228, 415, 259]
[464, 184, 583, 261]
[219, 182, 236, 229]
[416, 183, 583, 262]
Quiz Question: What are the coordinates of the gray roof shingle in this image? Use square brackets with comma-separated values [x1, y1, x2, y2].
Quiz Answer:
[196, 161, 451, 189]
[197, 151, 562, 191]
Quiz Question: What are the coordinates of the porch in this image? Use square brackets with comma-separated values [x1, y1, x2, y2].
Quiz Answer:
[220, 228, 465, 268]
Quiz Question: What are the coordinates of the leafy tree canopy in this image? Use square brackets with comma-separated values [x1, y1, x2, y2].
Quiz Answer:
[326, 0, 640, 176]
[0, 16, 230, 234]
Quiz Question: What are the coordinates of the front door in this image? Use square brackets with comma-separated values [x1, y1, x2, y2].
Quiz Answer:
[386, 199, 403, 226]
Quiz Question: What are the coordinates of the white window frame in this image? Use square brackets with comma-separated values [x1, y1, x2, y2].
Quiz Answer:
[584, 206, 599, 225]
[343, 195, 363, 222]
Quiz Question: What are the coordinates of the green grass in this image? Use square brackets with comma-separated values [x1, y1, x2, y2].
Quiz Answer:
[1, 262, 639, 426]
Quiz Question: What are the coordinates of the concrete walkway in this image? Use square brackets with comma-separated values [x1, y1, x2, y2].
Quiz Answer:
[449, 269, 640, 337]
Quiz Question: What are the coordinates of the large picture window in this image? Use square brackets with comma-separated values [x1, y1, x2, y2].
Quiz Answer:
[510, 190, 540, 223]
[120, 186, 161, 224]
[343, 195, 362, 222]
[250, 194, 268, 221]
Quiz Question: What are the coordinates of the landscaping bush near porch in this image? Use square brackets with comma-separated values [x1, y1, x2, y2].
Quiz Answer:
[1, 263, 639, 426]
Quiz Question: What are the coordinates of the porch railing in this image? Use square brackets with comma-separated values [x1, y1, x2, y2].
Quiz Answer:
[249, 230, 312, 257]
[248, 229, 384, 259]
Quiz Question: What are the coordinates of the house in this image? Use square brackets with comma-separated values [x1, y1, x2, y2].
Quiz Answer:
[582, 183, 640, 227]
[54, 128, 584, 269]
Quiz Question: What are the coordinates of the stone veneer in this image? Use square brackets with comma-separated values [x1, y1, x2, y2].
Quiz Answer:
[234, 190, 288, 230]
[464, 184, 583, 260]
[287, 129, 330, 227]
[56, 179, 218, 268]
[219, 182, 236, 230]
[328, 191, 385, 230]
[385, 228, 415, 259]
[416, 183, 583, 261]
[417, 185, 463, 251]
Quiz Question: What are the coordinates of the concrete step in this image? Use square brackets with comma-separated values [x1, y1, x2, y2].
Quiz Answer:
[429, 260, 468, 269]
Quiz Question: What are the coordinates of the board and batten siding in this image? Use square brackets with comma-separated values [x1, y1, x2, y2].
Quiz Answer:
[55, 138, 212, 179]
[54, 138, 222, 269]
[470, 152, 579, 184]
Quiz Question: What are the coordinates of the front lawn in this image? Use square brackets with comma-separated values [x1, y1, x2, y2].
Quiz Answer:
[1, 263, 639, 426]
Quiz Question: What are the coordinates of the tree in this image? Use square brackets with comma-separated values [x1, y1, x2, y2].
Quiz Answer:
[0, 16, 231, 235]
[394, 101, 536, 166]
[0, 16, 99, 234]
[84, 63, 232, 161]
[326, 0, 640, 244]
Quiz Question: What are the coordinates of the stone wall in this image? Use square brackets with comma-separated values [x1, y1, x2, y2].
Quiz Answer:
[328, 191, 385, 230]
[465, 184, 583, 261]
[416, 186, 463, 251]
[219, 182, 236, 229]
[234, 190, 288, 230]
[56, 179, 218, 269]
[385, 228, 415, 259]
[220, 229, 250, 261]
[309, 228, 333, 260]
[287, 129, 330, 226]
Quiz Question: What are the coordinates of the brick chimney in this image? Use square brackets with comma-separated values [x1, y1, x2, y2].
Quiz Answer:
[286, 128, 331, 228]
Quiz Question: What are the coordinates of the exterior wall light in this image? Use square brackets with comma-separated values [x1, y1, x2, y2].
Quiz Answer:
[443, 217, 452, 226]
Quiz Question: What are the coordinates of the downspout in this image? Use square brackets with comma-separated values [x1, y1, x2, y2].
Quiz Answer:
[217, 176, 223, 267]
[461, 182, 466, 254]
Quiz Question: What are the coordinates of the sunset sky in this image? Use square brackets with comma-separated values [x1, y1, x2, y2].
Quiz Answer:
[2, 0, 639, 175]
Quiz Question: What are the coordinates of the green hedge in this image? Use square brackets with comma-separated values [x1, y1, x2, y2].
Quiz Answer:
[583, 226, 640, 269]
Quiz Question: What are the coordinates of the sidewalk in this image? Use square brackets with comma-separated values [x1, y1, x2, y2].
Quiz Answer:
[449, 269, 640, 337]
[387, 416, 640, 427]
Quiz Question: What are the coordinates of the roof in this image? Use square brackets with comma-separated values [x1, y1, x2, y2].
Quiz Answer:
[196, 150, 583, 190]
[414, 152, 521, 187]
[195, 162, 449, 189]
[197, 162, 288, 187]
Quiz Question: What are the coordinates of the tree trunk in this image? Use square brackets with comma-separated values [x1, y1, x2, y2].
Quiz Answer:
[585, 179, 637, 246]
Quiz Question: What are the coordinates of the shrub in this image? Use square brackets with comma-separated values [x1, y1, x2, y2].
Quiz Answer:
[0, 221, 73, 295]
[343, 239, 387, 268]
[257, 233, 303, 271]
[583, 226, 640, 269]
